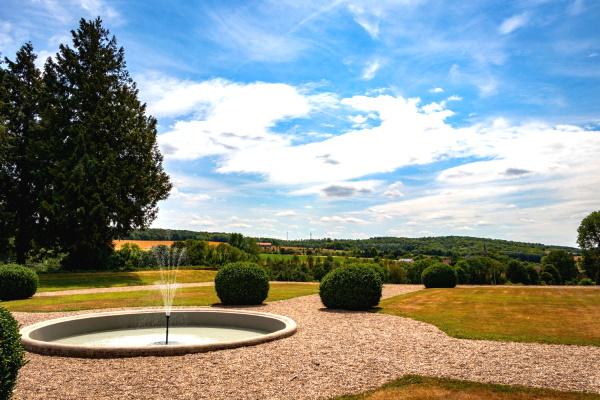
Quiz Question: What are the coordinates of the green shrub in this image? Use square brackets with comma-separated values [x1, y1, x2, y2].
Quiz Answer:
[0, 264, 39, 300]
[0, 307, 25, 400]
[215, 262, 269, 305]
[319, 265, 382, 310]
[506, 260, 528, 284]
[525, 265, 540, 285]
[579, 278, 595, 286]
[453, 265, 469, 284]
[351, 262, 388, 283]
[387, 263, 408, 283]
[539, 271, 554, 285]
[542, 264, 562, 285]
[421, 263, 457, 288]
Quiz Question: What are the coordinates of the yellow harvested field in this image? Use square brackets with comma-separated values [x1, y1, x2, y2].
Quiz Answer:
[113, 239, 224, 250]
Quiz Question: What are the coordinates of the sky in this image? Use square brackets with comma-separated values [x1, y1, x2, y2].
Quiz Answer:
[1, 0, 599, 246]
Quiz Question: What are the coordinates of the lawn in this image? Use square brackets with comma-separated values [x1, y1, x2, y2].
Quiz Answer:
[380, 287, 600, 346]
[334, 375, 600, 400]
[2, 282, 318, 312]
[38, 269, 217, 292]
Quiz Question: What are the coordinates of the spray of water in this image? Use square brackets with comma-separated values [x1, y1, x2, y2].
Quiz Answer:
[153, 246, 186, 316]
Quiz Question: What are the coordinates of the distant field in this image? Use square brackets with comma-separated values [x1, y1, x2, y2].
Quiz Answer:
[3, 282, 318, 312]
[380, 287, 600, 346]
[335, 375, 600, 400]
[113, 239, 223, 250]
[38, 269, 216, 292]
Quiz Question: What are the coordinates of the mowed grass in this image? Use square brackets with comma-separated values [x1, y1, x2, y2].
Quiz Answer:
[38, 269, 217, 292]
[2, 282, 318, 312]
[334, 375, 600, 400]
[380, 287, 600, 346]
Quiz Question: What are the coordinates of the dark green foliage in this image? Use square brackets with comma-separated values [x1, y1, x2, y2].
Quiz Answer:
[506, 260, 528, 284]
[0, 43, 44, 264]
[421, 263, 457, 288]
[107, 243, 155, 271]
[525, 265, 540, 285]
[0, 264, 38, 300]
[313, 255, 335, 281]
[578, 211, 600, 284]
[452, 265, 469, 284]
[387, 263, 408, 283]
[41, 18, 171, 269]
[319, 265, 382, 310]
[351, 262, 388, 283]
[228, 233, 260, 255]
[455, 256, 505, 284]
[174, 240, 252, 268]
[541, 264, 561, 285]
[215, 262, 269, 305]
[542, 250, 577, 283]
[0, 307, 25, 399]
[405, 259, 436, 284]
[578, 278, 594, 286]
[266, 260, 312, 282]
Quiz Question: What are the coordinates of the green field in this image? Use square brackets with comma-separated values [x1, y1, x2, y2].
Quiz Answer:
[2, 282, 318, 312]
[334, 375, 600, 400]
[380, 287, 600, 346]
[37, 269, 217, 292]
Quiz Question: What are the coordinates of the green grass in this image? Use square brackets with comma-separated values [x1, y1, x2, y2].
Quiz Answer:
[37, 269, 217, 292]
[1, 282, 318, 312]
[334, 375, 600, 400]
[380, 287, 600, 346]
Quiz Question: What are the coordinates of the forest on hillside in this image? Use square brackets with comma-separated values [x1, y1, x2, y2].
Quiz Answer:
[124, 228, 579, 262]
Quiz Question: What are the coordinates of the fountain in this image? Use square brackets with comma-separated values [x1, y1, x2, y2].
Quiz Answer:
[153, 245, 186, 345]
[19, 246, 297, 358]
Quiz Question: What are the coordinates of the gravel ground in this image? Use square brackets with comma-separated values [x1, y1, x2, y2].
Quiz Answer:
[13, 284, 600, 400]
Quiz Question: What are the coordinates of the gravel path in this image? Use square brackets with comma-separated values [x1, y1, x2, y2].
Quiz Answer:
[13, 285, 600, 400]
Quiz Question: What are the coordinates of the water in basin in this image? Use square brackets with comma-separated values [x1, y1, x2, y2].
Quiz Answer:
[53, 326, 268, 347]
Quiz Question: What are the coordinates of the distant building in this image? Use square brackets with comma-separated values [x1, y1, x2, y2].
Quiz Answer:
[398, 258, 414, 263]
[257, 242, 273, 248]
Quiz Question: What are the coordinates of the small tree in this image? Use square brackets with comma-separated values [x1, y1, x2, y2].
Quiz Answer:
[542, 250, 577, 283]
[506, 260, 528, 284]
[577, 211, 600, 283]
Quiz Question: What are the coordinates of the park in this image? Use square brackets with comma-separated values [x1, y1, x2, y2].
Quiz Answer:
[1, 6, 600, 400]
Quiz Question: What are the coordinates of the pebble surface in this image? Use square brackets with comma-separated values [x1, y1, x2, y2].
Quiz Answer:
[12, 285, 600, 399]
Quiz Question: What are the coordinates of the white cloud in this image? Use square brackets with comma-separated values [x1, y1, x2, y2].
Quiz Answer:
[361, 59, 381, 80]
[275, 210, 298, 217]
[498, 13, 529, 35]
[383, 181, 404, 198]
[320, 215, 368, 224]
[429, 87, 444, 93]
[140, 75, 600, 244]
[447, 95, 462, 101]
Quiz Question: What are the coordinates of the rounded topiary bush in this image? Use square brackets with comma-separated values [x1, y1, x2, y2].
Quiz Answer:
[351, 262, 388, 283]
[0, 307, 25, 400]
[319, 265, 382, 310]
[421, 264, 457, 288]
[0, 264, 39, 301]
[215, 262, 269, 305]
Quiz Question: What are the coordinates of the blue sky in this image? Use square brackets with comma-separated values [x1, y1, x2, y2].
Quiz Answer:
[1, 0, 599, 245]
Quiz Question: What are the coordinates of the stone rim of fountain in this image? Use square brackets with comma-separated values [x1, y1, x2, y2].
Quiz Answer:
[20, 308, 297, 358]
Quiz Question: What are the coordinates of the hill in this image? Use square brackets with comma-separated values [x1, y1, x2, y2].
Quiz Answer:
[123, 229, 579, 262]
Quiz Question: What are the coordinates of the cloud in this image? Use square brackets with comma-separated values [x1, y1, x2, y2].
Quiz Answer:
[383, 181, 404, 197]
[320, 215, 368, 224]
[429, 87, 444, 93]
[498, 13, 529, 35]
[275, 210, 298, 217]
[361, 59, 381, 80]
[140, 75, 600, 243]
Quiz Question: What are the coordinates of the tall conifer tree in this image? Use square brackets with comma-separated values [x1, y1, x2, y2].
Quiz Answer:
[0, 43, 44, 263]
[43, 18, 171, 268]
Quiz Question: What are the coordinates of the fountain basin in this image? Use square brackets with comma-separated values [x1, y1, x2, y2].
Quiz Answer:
[20, 309, 297, 358]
